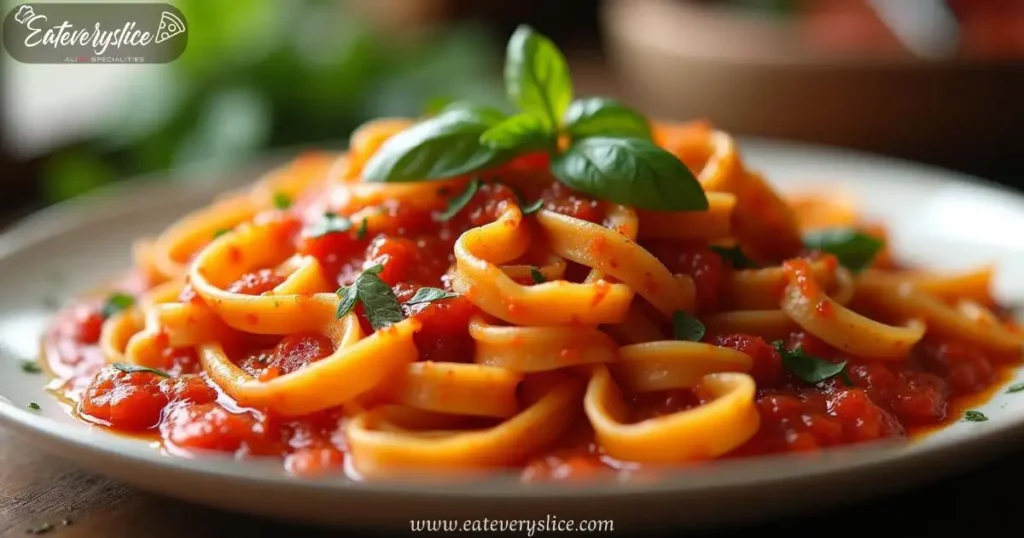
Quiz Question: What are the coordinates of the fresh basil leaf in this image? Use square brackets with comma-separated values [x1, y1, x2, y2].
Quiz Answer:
[963, 410, 988, 422]
[710, 245, 759, 269]
[1007, 382, 1024, 394]
[802, 228, 884, 273]
[772, 341, 847, 384]
[363, 263, 384, 275]
[551, 137, 708, 211]
[504, 24, 573, 129]
[335, 284, 359, 319]
[355, 271, 405, 330]
[564, 97, 651, 139]
[273, 191, 292, 210]
[406, 287, 459, 306]
[521, 199, 544, 215]
[672, 310, 705, 342]
[112, 362, 171, 378]
[438, 178, 481, 222]
[362, 109, 511, 182]
[101, 292, 135, 319]
[530, 267, 546, 284]
[479, 113, 554, 151]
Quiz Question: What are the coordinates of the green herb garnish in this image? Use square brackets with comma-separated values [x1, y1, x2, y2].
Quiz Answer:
[552, 136, 705, 211]
[504, 25, 572, 130]
[28, 402, 40, 411]
[273, 192, 293, 210]
[710, 245, 760, 269]
[520, 199, 544, 215]
[772, 340, 849, 385]
[305, 212, 353, 238]
[21, 362, 42, 374]
[111, 362, 171, 378]
[1007, 382, 1024, 394]
[963, 410, 988, 422]
[362, 106, 510, 182]
[356, 218, 369, 240]
[480, 113, 552, 152]
[438, 177, 481, 221]
[406, 287, 459, 306]
[564, 97, 651, 139]
[802, 228, 884, 273]
[335, 264, 405, 330]
[213, 228, 230, 238]
[672, 311, 706, 342]
[101, 292, 135, 319]
[361, 24, 707, 213]
[530, 267, 546, 284]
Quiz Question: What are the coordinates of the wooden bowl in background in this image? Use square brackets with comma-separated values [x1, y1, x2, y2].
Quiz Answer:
[600, 0, 1024, 175]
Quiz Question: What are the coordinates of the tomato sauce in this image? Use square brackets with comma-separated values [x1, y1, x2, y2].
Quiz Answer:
[41, 175, 1021, 482]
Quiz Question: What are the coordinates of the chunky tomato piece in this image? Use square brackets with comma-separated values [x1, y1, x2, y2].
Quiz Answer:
[916, 337, 995, 395]
[239, 333, 334, 380]
[890, 371, 948, 424]
[80, 367, 169, 430]
[828, 387, 905, 442]
[712, 333, 783, 387]
[649, 245, 726, 311]
[365, 236, 421, 285]
[297, 230, 364, 280]
[537, 182, 603, 223]
[160, 374, 219, 405]
[457, 183, 518, 228]
[396, 285, 478, 362]
[161, 402, 278, 455]
[73, 305, 105, 344]
[227, 269, 288, 295]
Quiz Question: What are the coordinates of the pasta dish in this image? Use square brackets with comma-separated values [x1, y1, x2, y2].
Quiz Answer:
[40, 26, 1023, 481]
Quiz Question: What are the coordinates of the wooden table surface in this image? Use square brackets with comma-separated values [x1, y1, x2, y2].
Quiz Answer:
[1, 421, 1021, 537]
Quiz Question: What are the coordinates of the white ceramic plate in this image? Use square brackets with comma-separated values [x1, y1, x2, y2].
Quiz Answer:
[1, 140, 1023, 531]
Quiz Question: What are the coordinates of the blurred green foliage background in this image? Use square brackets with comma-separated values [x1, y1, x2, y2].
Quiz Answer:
[38, 0, 509, 203]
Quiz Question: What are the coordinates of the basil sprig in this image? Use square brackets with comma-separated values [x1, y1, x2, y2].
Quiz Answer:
[362, 106, 511, 182]
[336, 264, 404, 331]
[672, 310, 705, 342]
[336, 267, 460, 330]
[772, 340, 851, 385]
[362, 24, 708, 212]
[802, 228, 883, 273]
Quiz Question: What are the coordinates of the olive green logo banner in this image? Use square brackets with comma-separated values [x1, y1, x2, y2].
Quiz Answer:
[3, 3, 187, 64]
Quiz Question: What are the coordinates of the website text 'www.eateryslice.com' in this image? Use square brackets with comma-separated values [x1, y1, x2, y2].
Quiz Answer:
[410, 516, 614, 534]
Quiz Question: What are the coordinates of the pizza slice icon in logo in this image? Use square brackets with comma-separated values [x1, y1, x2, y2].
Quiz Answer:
[155, 11, 185, 44]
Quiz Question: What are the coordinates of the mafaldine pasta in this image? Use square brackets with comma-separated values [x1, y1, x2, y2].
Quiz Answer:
[40, 25, 1023, 482]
